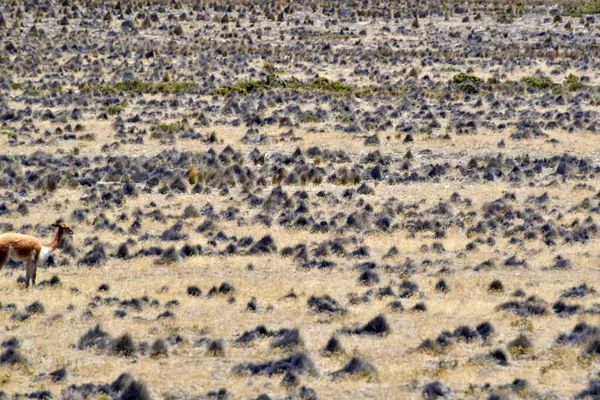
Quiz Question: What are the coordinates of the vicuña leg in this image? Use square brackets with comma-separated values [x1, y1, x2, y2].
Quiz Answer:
[25, 261, 34, 289]
[0, 247, 8, 270]
[32, 265, 37, 287]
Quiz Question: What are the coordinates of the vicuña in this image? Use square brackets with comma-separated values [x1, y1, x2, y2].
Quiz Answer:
[0, 222, 73, 288]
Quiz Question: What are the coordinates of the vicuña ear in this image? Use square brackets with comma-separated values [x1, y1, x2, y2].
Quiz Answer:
[51, 223, 59, 228]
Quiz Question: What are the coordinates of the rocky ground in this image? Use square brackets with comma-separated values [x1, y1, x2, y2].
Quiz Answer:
[1, 0, 600, 399]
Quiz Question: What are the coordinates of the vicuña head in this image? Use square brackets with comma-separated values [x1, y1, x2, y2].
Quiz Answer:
[51, 222, 74, 238]
[0, 221, 74, 289]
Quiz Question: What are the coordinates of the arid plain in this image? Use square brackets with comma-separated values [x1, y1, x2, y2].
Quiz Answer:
[1, 0, 600, 399]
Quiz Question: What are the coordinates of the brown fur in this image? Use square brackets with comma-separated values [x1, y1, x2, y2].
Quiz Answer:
[0, 222, 73, 288]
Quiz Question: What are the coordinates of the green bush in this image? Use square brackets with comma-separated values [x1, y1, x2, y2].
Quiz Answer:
[521, 76, 556, 90]
[106, 101, 128, 115]
[94, 79, 198, 95]
[113, 80, 153, 93]
[94, 80, 153, 94]
[155, 80, 198, 93]
[453, 73, 484, 94]
[562, 1, 600, 17]
[452, 73, 484, 85]
[213, 86, 233, 96]
[299, 112, 324, 123]
[153, 122, 180, 133]
[234, 79, 265, 93]
[563, 74, 585, 91]
[310, 77, 352, 93]
[262, 61, 282, 74]
[280, 76, 304, 90]
[213, 75, 352, 96]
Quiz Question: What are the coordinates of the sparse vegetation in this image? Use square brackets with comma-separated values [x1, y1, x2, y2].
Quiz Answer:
[521, 76, 557, 91]
[563, 74, 586, 91]
[214, 75, 353, 96]
[106, 101, 128, 115]
[453, 73, 485, 94]
[0, 1, 599, 398]
[94, 80, 153, 94]
[95, 80, 197, 95]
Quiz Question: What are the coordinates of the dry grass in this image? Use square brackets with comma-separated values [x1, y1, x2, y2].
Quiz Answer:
[1, 187, 600, 398]
[1, 0, 600, 398]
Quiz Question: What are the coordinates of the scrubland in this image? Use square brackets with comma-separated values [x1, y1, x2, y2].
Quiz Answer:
[1, 0, 600, 399]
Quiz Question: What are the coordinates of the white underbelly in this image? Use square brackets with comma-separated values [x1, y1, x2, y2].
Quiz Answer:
[37, 246, 52, 266]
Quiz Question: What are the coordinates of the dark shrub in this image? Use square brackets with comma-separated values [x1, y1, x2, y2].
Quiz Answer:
[247, 297, 257, 311]
[157, 311, 175, 319]
[112, 372, 134, 392]
[116, 243, 130, 259]
[377, 286, 395, 298]
[553, 301, 581, 316]
[207, 339, 226, 357]
[476, 322, 494, 340]
[121, 379, 152, 400]
[25, 390, 52, 399]
[161, 222, 187, 241]
[322, 336, 344, 356]
[11, 312, 30, 322]
[271, 329, 303, 352]
[248, 235, 277, 254]
[162, 298, 178, 308]
[399, 279, 418, 298]
[187, 286, 202, 297]
[360, 315, 390, 335]
[281, 371, 298, 388]
[332, 357, 377, 381]
[49, 367, 68, 382]
[0, 348, 27, 365]
[357, 270, 379, 286]
[78, 243, 107, 266]
[418, 338, 441, 353]
[561, 284, 596, 298]
[78, 324, 110, 350]
[155, 246, 180, 265]
[2, 337, 20, 348]
[488, 349, 509, 366]
[26, 301, 45, 314]
[435, 279, 449, 293]
[231, 353, 318, 377]
[550, 255, 571, 269]
[50, 275, 61, 286]
[180, 244, 201, 258]
[111, 333, 137, 357]
[488, 280, 504, 292]
[577, 380, 600, 399]
[585, 338, 600, 355]
[497, 296, 547, 316]
[342, 315, 390, 336]
[307, 295, 346, 314]
[508, 334, 532, 356]
[182, 205, 199, 219]
[422, 381, 449, 399]
[236, 330, 258, 346]
[556, 322, 599, 345]
[388, 300, 404, 312]
[218, 282, 235, 294]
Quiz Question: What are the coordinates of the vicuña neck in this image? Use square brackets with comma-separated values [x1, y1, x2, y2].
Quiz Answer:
[42, 227, 63, 250]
